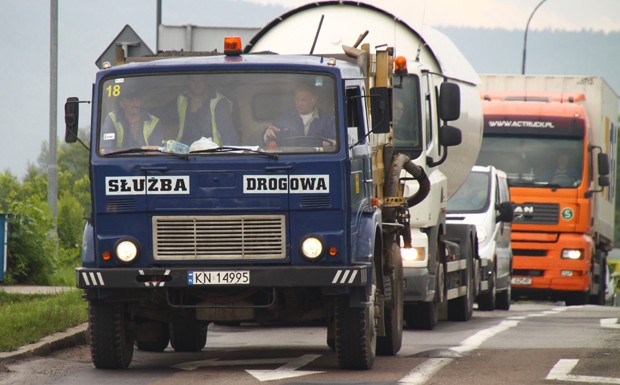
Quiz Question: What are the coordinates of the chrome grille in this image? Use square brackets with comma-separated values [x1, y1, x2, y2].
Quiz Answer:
[153, 215, 286, 260]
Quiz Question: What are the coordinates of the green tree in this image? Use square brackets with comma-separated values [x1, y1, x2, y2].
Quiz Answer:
[2, 129, 91, 284]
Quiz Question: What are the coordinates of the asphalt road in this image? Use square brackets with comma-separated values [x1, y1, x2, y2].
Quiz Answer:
[1, 301, 620, 385]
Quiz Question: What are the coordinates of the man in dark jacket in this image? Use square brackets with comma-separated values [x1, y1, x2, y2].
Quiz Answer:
[264, 83, 336, 147]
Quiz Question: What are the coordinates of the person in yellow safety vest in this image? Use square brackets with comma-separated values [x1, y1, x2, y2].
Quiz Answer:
[100, 89, 163, 153]
[174, 75, 238, 146]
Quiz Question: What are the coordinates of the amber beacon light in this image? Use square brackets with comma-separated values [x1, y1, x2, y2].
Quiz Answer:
[224, 36, 243, 56]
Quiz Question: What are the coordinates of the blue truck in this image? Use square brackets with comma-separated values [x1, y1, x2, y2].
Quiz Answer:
[65, 1, 476, 371]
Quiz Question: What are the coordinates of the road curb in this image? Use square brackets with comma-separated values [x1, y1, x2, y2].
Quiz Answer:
[0, 323, 88, 365]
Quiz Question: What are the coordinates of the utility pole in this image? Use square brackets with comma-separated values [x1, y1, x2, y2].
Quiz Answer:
[521, 0, 548, 74]
[48, 0, 58, 234]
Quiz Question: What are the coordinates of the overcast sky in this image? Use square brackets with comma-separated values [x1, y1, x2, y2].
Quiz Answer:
[1, 0, 619, 178]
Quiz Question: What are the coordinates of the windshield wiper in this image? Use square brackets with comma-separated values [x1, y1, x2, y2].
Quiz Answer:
[190, 146, 278, 159]
[103, 146, 189, 159]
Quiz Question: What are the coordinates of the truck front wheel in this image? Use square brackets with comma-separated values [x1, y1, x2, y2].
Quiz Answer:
[89, 301, 135, 369]
[377, 241, 403, 356]
[335, 280, 377, 369]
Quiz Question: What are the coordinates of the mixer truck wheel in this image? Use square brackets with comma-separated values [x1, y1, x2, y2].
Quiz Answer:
[448, 233, 475, 321]
[89, 301, 135, 369]
[377, 241, 403, 355]
[334, 272, 377, 369]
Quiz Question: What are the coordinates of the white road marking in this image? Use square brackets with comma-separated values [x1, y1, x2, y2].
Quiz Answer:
[547, 359, 620, 384]
[246, 354, 323, 382]
[398, 358, 454, 385]
[172, 354, 323, 381]
[399, 305, 569, 384]
[601, 318, 620, 329]
[450, 320, 520, 354]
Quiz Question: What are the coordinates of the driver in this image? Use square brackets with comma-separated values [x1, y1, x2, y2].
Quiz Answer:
[263, 83, 336, 147]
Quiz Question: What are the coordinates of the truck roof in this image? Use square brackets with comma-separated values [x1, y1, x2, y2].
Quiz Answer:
[99, 52, 361, 79]
[482, 98, 587, 118]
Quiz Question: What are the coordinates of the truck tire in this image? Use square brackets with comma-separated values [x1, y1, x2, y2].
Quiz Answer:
[135, 321, 169, 352]
[477, 268, 496, 311]
[89, 301, 135, 369]
[447, 233, 475, 321]
[495, 283, 511, 310]
[377, 242, 403, 356]
[589, 254, 607, 305]
[170, 318, 208, 352]
[335, 276, 377, 369]
[404, 262, 443, 330]
[566, 291, 588, 306]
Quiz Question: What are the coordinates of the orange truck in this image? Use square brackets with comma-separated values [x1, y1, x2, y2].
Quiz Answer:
[476, 75, 618, 305]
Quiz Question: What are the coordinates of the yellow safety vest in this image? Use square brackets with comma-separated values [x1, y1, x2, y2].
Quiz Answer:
[176, 92, 232, 145]
[109, 112, 159, 147]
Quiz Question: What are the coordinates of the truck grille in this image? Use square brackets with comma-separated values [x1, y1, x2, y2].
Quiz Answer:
[512, 203, 559, 225]
[153, 215, 286, 260]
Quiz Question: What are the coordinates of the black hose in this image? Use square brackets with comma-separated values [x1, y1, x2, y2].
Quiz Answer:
[385, 153, 430, 207]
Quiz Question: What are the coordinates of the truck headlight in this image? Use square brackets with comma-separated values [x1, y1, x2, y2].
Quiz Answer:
[115, 238, 139, 264]
[401, 247, 425, 262]
[561, 249, 583, 260]
[301, 236, 324, 260]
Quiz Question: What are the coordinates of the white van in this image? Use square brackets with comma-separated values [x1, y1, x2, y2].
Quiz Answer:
[447, 165, 514, 310]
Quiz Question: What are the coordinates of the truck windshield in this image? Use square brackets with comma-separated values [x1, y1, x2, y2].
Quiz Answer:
[447, 171, 490, 212]
[392, 75, 422, 156]
[477, 136, 583, 188]
[97, 72, 338, 156]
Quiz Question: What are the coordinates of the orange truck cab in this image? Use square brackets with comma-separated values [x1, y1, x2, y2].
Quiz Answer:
[476, 75, 618, 305]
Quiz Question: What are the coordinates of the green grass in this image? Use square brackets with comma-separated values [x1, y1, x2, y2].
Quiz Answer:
[0, 289, 87, 352]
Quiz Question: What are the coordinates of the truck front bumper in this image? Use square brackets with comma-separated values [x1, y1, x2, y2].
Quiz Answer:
[403, 267, 434, 302]
[77, 265, 370, 289]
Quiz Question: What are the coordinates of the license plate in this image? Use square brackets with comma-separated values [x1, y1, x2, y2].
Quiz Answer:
[189, 271, 250, 285]
[511, 277, 532, 286]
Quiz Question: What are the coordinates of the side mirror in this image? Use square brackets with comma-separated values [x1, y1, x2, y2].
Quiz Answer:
[598, 153, 610, 176]
[497, 201, 514, 223]
[599, 175, 610, 187]
[64, 97, 80, 143]
[370, 87, 392, 134]
[439, 82, 460, 122]
[439, 124, 462, 147]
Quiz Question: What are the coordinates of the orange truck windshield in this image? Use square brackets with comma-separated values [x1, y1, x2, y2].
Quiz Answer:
[478, 136, 583, 188]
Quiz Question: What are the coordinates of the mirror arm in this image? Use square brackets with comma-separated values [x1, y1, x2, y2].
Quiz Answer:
[426, 146, 448, 168]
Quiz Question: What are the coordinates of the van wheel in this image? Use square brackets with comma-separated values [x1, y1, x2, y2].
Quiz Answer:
[477, 269, 496, 311]
[496, 282, 511, 310]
